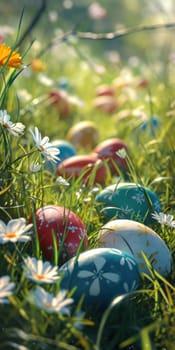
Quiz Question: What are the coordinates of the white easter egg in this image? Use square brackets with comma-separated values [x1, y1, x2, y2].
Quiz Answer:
[97, 219, 172, 276]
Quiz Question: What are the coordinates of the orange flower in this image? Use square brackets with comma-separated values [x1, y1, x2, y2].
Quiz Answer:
[31, 58, 46, 72]
[0, 43, 22, 69]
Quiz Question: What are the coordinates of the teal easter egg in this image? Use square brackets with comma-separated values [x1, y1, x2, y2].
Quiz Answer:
[53, 140, 77, 164]
[44, 140, 76, 172]
[58, 78, 69, 90]
[59, 248, 140, 312]
[95, 182, 162, 224]
[97, 219, 172, 275]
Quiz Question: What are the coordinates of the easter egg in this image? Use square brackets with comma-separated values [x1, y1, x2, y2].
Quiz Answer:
[44, 140, 77, 172]
[34, 205, 88, 263]
[57, 154, 107, 185]
[59, 247, 140, 312]
[48, 88, 71, 118]
[58, 77, 69, 90]
[93, 95, 118, 114]
[96, 84, 116, 97]
[136, 78, 149, 89]
[95, 182, 162, 224]
[140, 115, 161, 136]
[93, 138, 128, 175]
[66, 121, 99, 150]
[97, 219, 172, 276]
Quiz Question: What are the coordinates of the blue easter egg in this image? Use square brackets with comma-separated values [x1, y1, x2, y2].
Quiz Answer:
[58, 78, 69, 90]
[59, 247, 140, 312]
[140, 115, 161, 136]
[44, 140, 77, 172]
[95, 182, 162, 224]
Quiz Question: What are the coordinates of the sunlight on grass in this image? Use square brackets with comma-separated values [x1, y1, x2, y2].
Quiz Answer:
[1, 1, 175, 349]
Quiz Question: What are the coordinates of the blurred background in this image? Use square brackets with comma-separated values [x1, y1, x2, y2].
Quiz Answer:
[1, 0, 175, 63]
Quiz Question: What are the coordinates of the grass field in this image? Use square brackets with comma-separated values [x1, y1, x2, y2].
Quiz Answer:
[1, 1, 175, 349]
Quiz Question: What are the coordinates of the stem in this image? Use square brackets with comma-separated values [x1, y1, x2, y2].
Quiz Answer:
[16, 0, 47, 48]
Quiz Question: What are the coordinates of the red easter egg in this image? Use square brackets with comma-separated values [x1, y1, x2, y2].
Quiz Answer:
[93, 96, 118, 114]
[48, 88, 71, 118]
[35, 205, 88, 263]
[93, 138, 128, 175]
[96, 84, 115, 97]
[136, 78, 149, 89]
[57, 154, 107, 185]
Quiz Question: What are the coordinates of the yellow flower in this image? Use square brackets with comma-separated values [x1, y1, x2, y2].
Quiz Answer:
[0, 43, 22, 69]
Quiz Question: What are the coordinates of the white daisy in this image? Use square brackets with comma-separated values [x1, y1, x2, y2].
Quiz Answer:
[0, 218, 33, 244]
[116, 148, 127, 159]
[56, 176, 70, 187]
[29, 162, 41, 173]
[0, 275, 15, 304]
[0, 110, 25, 136]
[23, 257, 60, 284]
[151, 211, 175, 227]
[28, 286, 74, 314]
[30, 126, 60, 163]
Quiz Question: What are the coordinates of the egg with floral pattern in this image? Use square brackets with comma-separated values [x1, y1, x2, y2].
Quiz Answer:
[95, 182, 162, 224]
[97, 219, 172, 276]
[34, 205, 88, 263]
[59, 247, 140, 312]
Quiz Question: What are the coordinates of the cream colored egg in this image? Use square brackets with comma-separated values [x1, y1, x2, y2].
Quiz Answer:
[66, 121, 99, 150]
[97, 219, 172, 276]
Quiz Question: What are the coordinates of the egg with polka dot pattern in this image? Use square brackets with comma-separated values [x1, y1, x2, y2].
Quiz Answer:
[33, 205, 88, 263]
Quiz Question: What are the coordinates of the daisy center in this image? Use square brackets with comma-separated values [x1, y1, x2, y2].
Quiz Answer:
[39, 144, 45, 152]
[44, 302, 52, 308]
[34, 274, 45, 280]
[4, 122, 10, 129]
[6, 232, 17, 238]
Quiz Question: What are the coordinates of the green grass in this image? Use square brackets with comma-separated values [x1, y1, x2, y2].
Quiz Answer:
[1, 2, 175, 349]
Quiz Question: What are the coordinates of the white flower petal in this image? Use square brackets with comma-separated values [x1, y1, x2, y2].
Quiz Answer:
[0, 220, 6, 232]
[40, 136, 49, 146]
[27, 286, 73, 314]
[23, 257, 59, 284]
[0, 218, 33, 244]
[7, 218, 26, 233]
[0, 275, 15, 303]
